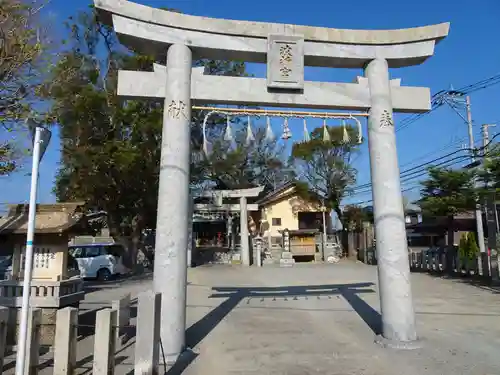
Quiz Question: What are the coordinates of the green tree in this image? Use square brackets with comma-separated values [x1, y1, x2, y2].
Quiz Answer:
[0, 0, 50, 174]
[43, 9, 162, 266]
[467, 232, 480, 260]
[43, 8, 252, 266]
[476, 144, 500, 195]
[342, 205, 365, 232]
[458, 233, 468, 260]
[458, 232, 480, 268]
[419, 167, 477, 249]
[290, 125, 359, 226]
[198, 126, 293, 192]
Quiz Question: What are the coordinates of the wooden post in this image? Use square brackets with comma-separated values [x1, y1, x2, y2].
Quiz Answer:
[93, 309, 117, 375]
[0, 307, 8, 371]
[54, 307, 78, 375]
[25, 308, 41, 375]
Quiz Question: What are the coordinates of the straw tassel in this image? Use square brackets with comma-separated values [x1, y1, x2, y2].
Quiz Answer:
[342, 120, 350, 144]
[224, 116, 234, 142]
[281, 117, 292, 140]
[264, 116, 275, 142]
[224, 116, 237, 150]
[303, 119, 310, 142]
[322, 119, 331, 142]
[245, 115, 255, 145]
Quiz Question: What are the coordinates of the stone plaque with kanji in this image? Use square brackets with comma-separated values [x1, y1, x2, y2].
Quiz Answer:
[267, 35, 304, 90]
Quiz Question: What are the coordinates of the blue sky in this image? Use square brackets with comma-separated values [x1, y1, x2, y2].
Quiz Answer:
[1, 0, 499, 211]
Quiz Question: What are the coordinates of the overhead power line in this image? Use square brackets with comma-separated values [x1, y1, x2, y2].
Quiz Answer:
[352, 148, 471, 191]
[395, 73, 500, 133]
[399, 136, 469, 169]
[350, 135, 500, 196]
[351, 154, 471, 196]
[349, 186, 421, 206]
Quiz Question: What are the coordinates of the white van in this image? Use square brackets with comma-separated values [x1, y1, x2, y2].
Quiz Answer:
[68, 243, 128, 281]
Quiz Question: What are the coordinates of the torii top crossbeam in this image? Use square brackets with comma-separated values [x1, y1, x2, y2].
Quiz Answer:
[95, 0, 448, 69]
[94, 0, 449, 113]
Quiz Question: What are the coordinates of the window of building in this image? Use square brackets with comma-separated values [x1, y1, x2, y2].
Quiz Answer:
[272, 218, 282, 226]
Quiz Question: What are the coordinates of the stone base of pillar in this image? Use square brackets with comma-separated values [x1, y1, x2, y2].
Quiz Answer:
[375, 335, 423, 350]
[160, 347, 197, 366]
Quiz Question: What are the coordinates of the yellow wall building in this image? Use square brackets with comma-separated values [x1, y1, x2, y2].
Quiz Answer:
[253, 182, 331, 238]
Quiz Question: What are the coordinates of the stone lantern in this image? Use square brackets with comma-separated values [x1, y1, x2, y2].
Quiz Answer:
[0, 202, 88, 346]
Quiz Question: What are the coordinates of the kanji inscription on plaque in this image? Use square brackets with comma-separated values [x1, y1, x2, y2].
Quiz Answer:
[267, 35, 304, 90]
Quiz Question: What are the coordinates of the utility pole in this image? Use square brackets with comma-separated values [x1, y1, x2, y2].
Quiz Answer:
[484, 124, 500, 233]
[465, 97, 487, 258]
[466, 96, 475, 160]
[482, 124, 498, 233]
[482, 123, 499, 280]
[482, 123, 496, 152]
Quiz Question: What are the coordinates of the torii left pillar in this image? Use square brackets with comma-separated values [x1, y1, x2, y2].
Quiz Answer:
[153, 43, 191, 363]
[365, 58, 417, 347]
[240, 197, 250, 266]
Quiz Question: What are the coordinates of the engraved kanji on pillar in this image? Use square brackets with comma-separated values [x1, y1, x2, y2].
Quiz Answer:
[267, 35, 304, 90]
[166, 100, 188, 120]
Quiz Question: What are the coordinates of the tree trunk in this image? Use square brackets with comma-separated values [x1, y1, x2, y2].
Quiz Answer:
[107, 214, 121, 239]
[347, 230, 357, 259]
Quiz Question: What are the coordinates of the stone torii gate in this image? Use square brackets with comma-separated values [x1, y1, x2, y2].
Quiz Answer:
[194, 186, 264, 265]
[95, 0, 449, 363]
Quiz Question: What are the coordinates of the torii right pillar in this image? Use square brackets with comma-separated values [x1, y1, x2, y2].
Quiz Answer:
[365, 58, 418, 347]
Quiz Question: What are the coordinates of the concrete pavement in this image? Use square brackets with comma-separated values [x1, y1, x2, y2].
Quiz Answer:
[4, 262, 500, 374]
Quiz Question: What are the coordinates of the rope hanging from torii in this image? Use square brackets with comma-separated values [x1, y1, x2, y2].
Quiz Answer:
[198, 106, 366, 157]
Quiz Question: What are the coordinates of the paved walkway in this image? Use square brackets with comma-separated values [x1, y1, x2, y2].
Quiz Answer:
[4, 262, 500, 374]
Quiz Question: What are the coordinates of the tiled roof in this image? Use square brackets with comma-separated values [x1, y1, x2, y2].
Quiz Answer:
[0, 203, 87, 235]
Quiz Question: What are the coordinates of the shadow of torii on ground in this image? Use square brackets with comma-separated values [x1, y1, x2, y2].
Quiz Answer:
[167, 282, 381, 374]
[196, 282, 381, 343]
[166, 282, 382, 374]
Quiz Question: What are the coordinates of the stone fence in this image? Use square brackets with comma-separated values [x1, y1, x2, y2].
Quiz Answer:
[0, 291, 163, 374]
[0, 279, 84, 308]
[408, 249, 500, 280]
[0, 278, 85, 347]
[362, 247, 500, 281]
